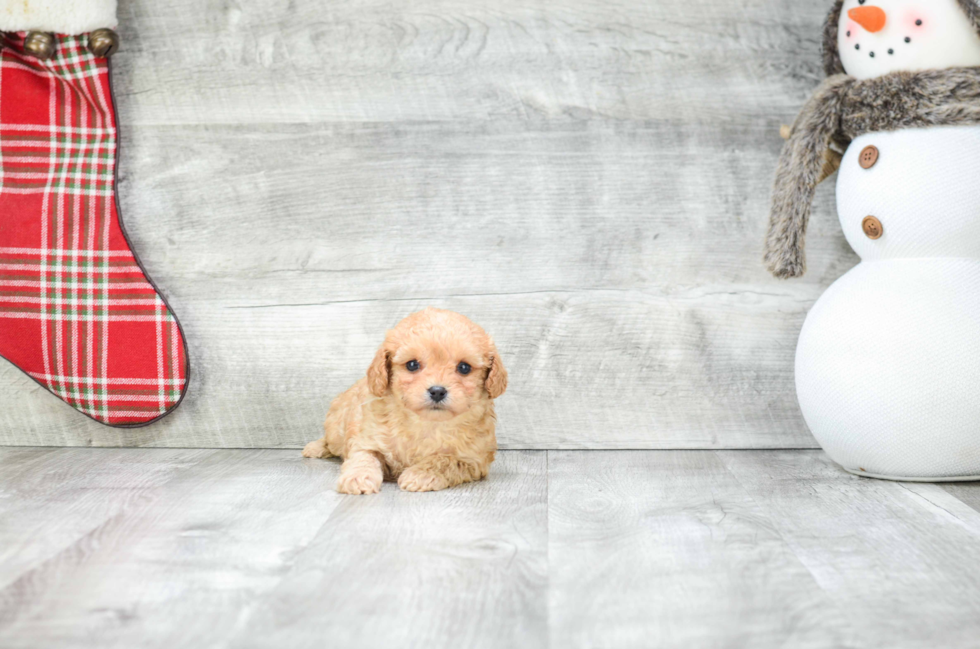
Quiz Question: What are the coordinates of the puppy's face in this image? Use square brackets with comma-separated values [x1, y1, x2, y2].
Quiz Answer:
[367, 309, 507, 421]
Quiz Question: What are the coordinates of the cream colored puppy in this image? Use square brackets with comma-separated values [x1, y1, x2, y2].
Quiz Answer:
[303, 308, 507, 494]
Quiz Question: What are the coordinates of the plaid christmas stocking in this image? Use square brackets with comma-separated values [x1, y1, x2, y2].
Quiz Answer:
[0, 2, 189, 427]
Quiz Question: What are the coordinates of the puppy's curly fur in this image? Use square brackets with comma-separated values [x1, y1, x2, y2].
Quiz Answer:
[302, 308, 507, 495]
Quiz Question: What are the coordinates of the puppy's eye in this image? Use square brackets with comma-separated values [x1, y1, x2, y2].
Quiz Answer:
[406, 360, 420, 372]
[457, 362, 472, 375]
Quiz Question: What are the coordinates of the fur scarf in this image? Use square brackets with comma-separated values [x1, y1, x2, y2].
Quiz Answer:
[764, 66, 980, 279]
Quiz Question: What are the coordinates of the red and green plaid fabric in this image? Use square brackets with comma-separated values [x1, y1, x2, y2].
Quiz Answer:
[0, 33, 188, 427]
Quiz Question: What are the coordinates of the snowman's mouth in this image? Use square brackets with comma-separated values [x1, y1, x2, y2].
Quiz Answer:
[845, 12, 923, 64]
[849, 35, 913, 61]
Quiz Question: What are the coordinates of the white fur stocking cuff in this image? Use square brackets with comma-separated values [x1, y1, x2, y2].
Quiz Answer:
[0, 0, 117, 35]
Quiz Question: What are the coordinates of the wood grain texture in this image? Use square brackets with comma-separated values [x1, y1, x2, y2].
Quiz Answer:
[548, 450, 853, 648]
[0, 0, 856, 448]
[0, 448, 208, 592]
[0, 449, 345, 648]
[939, 482, 980, 514]
[721, 450, 980, 649]
[8, 449, 980, 648]
[229, 451, 548, 649]
[110, 0, 828, 125]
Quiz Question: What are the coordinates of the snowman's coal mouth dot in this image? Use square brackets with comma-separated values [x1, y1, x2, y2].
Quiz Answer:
[888, 48, 894, 55]
[905, 36, 912, 43]
[855, 43, 861, 50]
[869, 51, 875, 58]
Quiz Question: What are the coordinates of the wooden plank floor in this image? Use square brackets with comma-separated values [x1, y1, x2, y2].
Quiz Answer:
[3, 449, 980, 648]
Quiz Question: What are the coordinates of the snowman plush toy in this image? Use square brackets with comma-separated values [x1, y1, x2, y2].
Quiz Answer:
[766, 0, 980, 480]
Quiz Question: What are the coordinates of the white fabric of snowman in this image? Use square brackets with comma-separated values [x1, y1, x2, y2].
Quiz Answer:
[767, 0, 980, 480]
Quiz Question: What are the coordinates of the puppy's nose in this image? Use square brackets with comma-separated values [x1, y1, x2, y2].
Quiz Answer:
[428, 386, 448, 403]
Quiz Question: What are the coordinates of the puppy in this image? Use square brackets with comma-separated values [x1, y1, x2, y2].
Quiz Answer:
[303, 308, 507, 494]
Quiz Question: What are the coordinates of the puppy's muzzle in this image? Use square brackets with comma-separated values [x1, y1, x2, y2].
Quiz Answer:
[427, 385, 448, 403]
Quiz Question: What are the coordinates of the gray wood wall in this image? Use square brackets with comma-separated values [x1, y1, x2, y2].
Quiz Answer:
[0, 0, 857, 449]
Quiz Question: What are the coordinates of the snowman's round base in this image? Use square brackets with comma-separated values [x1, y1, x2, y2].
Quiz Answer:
[843, 467, 980, 483]
[797, 256, 980, 487]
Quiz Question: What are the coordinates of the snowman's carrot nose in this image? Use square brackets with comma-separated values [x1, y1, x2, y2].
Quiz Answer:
[848, 5, 887, 33]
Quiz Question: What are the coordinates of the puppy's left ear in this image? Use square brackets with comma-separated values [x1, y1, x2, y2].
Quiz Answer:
[484, 340, 508, 399]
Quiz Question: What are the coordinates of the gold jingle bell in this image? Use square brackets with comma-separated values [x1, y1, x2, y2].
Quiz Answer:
[88, 28, 119, 57]
[24, 31, 56, 60]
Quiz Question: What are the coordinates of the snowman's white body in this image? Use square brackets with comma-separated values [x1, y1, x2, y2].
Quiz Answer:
[796, 125, 980, 480]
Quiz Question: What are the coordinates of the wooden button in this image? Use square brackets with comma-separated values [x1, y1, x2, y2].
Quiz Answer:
[862, 216, 883, 239]
[859, 145, 879, 169]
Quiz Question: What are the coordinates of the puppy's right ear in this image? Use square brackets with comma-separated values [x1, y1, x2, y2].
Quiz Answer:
[367, 345, 391, 397]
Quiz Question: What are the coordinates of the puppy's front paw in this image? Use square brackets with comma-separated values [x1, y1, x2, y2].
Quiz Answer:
[302, 439, 328, 459]
[337, 470, 382, 495]
[398, 468, 449, 493]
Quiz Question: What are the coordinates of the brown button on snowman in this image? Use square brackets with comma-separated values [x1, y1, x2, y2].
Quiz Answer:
[861, 216, 882, 239]
[766, 0, 980, 480]
[858, 145, 878, 169]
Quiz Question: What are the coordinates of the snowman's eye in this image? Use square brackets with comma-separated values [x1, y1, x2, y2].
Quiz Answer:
[858, 0, 866, 4]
